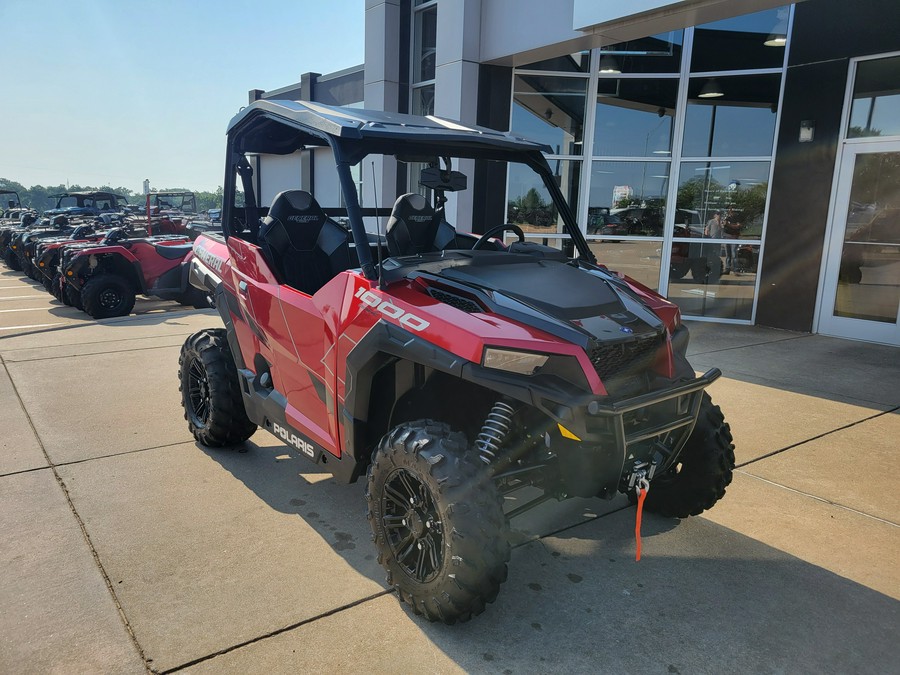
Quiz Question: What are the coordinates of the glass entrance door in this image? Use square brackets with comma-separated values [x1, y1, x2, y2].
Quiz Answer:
[818, 141, 900, 345]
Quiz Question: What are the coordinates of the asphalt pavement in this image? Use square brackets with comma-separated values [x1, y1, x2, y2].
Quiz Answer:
[0, 265, 898, 674]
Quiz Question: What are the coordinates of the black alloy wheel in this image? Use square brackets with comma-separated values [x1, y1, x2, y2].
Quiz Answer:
[177, 328, 257, 446]
[381, 468, 444, 583]
[186, 357, 211, 428]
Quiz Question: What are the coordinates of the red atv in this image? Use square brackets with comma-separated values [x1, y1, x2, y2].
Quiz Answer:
[178, 101, 734, 624]
[58, 227, 208, 318]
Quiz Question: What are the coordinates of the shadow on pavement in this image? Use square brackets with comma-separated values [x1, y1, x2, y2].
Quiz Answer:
[195, 436, 898, 674]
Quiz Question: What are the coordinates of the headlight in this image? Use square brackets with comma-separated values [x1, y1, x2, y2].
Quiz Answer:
[482, 348, 549, 375]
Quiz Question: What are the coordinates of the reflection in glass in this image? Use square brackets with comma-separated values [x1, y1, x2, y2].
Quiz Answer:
[521, 52, 591, 73]
[588, 241, 663, 291]
[507, 161, 581, 235]
[599, 31, 684, 74]
[835, 152, 900, 323]
[412, 84, 435, 116]
[413, 6, 437, 83]
[587, 161, 670, 236]
[683, 74, 781, 157]
[512, 75, 587, 155]
[667, 244, 758, 319]
[691, 6, 789, 72]
[848, 55, 900, 139]
[675, 162, 769, 238]
[593, 79, 678, 156]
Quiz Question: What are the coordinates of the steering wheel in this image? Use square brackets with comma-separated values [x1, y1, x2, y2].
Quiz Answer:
[472, 223, 525, 250]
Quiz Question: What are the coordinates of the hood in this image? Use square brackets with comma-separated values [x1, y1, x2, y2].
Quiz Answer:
[436, 258, 665, 348]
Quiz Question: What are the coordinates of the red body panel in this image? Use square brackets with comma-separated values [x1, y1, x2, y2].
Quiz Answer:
[202, 234, 681, 457]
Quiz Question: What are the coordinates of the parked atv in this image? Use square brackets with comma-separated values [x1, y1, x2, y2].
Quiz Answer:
[1, 212, 41, 270]
[32, 223, 111, 297]
[58, 227, 208, 318]
[10, 215, 80, 279]
[178, 101, 734, 624]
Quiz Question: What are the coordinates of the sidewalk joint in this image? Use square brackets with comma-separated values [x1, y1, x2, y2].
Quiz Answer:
[0, 353, 153, 673]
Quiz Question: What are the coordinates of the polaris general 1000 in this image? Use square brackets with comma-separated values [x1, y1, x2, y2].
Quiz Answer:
[179, 100, 734, 624]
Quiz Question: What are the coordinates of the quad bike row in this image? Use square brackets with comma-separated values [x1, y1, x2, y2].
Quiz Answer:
[0, 210, 215, 318]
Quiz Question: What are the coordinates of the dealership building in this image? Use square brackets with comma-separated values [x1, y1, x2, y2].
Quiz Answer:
[251, 0, 900, 346]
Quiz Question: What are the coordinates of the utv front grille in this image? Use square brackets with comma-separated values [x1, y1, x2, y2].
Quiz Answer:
[428, 287, 483, 314]
[589, 333, 664, 382]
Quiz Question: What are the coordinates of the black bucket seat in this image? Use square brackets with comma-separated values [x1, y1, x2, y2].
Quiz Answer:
[258, 190, 350, 295]
[385, 193, 458, 257]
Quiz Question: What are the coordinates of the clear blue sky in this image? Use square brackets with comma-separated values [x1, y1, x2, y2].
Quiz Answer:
[0, 0, 364, 192]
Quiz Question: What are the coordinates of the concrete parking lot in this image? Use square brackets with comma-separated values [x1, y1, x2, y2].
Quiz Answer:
[1, 265, 898, 674]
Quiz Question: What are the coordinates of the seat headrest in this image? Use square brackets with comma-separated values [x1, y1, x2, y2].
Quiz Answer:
[386, 193, 442, 256]
[263, 190, 329, 250]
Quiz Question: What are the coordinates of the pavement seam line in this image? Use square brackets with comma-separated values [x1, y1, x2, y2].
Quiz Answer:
[734, 469, 900, 527]
[687, 333, 809, 357]
[3, 341, 187, 364]
[0, 331, 198, 356]
[159, 590, 395, 674]
[736, 405, 900, 469]
[0, 307, 207, 342]
[0, 353, 153, 674]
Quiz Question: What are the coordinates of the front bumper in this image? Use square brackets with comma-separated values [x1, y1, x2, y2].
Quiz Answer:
[553, 368, 721, 499]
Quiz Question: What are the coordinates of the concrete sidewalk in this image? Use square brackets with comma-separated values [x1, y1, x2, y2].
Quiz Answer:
[0, 268, 897, 674]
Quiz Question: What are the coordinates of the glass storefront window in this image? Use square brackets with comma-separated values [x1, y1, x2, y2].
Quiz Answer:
[507, 161, 581, 235]
[587, 161, 670, 236]
[682, 74, 781, 157]
[599, 31, 684, 74]
[512, 75, 588, 155]
[413, 5, 437, 83]
[848, 55, 900, 139]
[667, 243, 758, 319]
[521, 52, 591, 74]
[593, 79, 678, 157]
[691, 6, 789, 73]
[675, 161, 769, 238]
[588, 241, 663, 292]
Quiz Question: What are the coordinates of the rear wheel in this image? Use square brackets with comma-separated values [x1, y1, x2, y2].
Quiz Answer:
[178, 328, 256, 446]
[367, 420, 510, 624]
[179, 284, 210, 309]
[81, 274, 136, 318]
[641, 393, 735, 518]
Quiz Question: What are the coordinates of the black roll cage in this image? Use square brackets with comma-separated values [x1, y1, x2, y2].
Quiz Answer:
[220, 100, 596, 280]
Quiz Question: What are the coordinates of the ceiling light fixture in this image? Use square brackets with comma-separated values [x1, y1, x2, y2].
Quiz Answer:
[599, 56, 621, 74]
[698, 79, 724, 98]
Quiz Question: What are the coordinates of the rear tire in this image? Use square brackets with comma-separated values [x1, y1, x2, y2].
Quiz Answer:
[178, 328, 256, 446]
[367, 420, 510, 624]
[81, 274, 136, 318]
[179, 284, 210, 309]
[641, 393, 735, 518]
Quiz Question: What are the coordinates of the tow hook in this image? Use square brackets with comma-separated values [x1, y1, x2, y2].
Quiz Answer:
[627, 460, 657, 490]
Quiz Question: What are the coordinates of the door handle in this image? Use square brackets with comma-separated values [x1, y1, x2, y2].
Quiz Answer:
[238, 280, 248, 296]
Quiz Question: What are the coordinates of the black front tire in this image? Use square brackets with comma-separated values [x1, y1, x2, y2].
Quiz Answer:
[64, 282, 84, 310]
[4, 249, 22, 271]
[81, 275, 136, 318]
[178, 328, 257, 447]
[367, 420, 510, 624]
[641, 393, 735, 518]
[51, 273, 64, 301]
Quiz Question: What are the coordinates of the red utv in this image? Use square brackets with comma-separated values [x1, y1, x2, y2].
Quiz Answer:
[58, 228, 208, 318]
[178, 101, 734, 624]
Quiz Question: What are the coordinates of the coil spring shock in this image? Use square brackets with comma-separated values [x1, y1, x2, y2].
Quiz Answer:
[476, 398, 516, 465]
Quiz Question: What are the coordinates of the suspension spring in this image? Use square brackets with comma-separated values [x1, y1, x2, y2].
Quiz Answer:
[475, 399, 516, 465]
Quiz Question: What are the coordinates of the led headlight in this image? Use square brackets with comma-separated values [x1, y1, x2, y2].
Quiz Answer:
[482, 348, 549, 375]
